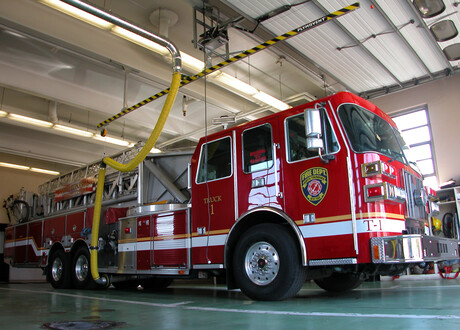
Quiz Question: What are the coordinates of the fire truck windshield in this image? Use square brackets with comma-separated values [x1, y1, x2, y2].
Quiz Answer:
[338, 104, 408, 164]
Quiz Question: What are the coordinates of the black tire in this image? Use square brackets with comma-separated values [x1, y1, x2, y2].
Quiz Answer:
[47, 250, 72, 289]
[314, 272, 363, 293]
[71, 246, 97, 289]
[140, 278, 173, 291]
[233, 223, 306, 301]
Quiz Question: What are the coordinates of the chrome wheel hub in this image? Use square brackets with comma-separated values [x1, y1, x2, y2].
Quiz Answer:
[244, 241, 280, 285]
[75, 254, 89, 282]
[51, 257, 63, 282]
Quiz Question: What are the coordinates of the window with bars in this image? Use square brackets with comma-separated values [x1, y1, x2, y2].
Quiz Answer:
[391, 108, 438, 189]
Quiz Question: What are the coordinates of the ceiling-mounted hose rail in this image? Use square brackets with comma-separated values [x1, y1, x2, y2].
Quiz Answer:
[96, 2, 361, 129]
[59, 0, 183, 287]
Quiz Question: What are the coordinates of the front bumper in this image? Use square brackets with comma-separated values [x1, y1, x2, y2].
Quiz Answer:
[371, 235, 459, 263]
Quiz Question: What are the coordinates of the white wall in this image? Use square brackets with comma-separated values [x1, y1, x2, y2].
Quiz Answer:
[0, 168, 53, 224]
[372, 73, 460, 186]
[0, 168, 51, 280]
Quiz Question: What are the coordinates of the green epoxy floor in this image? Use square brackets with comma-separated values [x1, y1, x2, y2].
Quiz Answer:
[1, 279, 460, 329]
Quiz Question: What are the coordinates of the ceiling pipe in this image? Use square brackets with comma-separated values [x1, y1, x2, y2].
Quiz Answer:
[59, 0, 182, 72]
[48, 100, 58, 123]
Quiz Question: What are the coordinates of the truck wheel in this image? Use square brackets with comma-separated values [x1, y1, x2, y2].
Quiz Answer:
[47, 250, 72, 289]
[71, 246, 97, 289]
[314, 272, 363, 293]
[233, 223, 306, 301]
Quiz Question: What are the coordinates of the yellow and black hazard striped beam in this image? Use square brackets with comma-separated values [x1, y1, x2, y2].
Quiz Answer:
[97, 2, 359, 129]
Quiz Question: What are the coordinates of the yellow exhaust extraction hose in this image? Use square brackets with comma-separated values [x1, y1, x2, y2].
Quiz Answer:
[103, 72, 182, 172]
[90, 165, 107, 284]
[90, 72, 182, 285]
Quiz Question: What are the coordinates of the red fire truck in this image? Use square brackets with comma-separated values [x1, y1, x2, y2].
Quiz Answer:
[4, 91, 459, 300]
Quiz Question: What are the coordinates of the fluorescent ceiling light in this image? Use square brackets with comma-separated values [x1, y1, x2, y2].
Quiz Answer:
[112, 26, 169, 56]
[253, 92, 291, 111]
[0, 162, 60, 175]
[30, 167, 60, 175]
[181, 52, 205, 73]
[53, 124, 94, 137]
[39, 0, 114, 30]
[0, 110, 7, 117]
[212, 73, 258, 96]
[149, 148, 162, 154]
[44, 2, 291, 116]
[93, 134, 132, 147]
[0, 162, 30, 170]
[8, 113, 54, 128]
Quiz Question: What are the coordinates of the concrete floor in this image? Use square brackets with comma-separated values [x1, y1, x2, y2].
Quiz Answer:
[1, 278, 460, 329]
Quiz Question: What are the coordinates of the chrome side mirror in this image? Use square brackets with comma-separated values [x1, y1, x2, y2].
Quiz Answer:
[305, 109, 324, 151]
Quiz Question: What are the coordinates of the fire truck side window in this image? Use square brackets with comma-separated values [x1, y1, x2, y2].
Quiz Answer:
[286, 113, 338, 162]
[196, 137, 232, 183]
[242, 124, 273, 173]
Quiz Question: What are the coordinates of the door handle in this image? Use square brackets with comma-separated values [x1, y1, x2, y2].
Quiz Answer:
[273, 143, 283, 198]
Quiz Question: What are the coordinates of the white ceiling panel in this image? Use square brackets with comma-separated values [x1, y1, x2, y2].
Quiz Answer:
[319, 0, 429, 81]
[375, 0, 448, 73]
[226, 0, 459, 95]
[245, 1, 399, 92]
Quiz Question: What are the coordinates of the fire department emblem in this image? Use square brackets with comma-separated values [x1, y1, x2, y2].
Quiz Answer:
[300, 167, 328, 206]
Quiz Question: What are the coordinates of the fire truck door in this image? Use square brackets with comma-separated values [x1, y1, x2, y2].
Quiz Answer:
[192, 135, 235, 264]
[282, 109, 356, 260]
[237, 120, 284, 214]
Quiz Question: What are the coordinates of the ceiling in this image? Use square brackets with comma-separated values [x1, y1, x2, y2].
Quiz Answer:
[0, 0, 459, 176]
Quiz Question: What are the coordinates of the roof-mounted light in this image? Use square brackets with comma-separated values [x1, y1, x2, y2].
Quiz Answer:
[413, 0, 445, 18]
[430, 20, 458, 42]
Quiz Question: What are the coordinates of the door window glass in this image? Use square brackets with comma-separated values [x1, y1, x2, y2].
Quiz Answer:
[242, 124, 273, 173]
[196, 137, 232, 183]
[286, 112, 339, 162]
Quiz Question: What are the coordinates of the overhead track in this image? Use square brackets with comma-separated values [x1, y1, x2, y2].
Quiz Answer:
[96, 2, 360, 129]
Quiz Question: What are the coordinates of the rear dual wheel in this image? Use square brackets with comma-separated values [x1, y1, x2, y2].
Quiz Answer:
[47, 247, 97, 290]
[47, 250, 72, 289]
[71, 246, 97, 289]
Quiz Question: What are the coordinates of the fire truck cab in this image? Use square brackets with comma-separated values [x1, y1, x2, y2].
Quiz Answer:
[4, 91, 459, 301]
